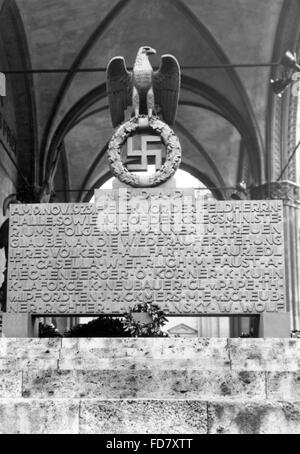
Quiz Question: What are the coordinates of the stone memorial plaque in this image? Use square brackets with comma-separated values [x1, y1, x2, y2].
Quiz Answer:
[7, 189, 286, 315]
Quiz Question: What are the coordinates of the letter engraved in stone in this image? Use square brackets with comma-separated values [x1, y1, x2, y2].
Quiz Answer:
[7, 196, 286, 315]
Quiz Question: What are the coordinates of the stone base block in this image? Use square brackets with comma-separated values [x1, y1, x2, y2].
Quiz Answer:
[0, 399, 299, 434]
[80, 400, 207, 434]
[21, 369, 266, 401]
[59, 337, 231, 370]
[259, 312, 290, 338]
[2, 314, 39, 338]
[0, 399, 79, 434]
[208, 401, 300, 434]
[0, 339, 299, 433]
[229, 338, 300, 371]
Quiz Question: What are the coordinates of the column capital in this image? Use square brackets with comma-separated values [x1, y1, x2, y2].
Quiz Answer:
[251, 181, 300, 206]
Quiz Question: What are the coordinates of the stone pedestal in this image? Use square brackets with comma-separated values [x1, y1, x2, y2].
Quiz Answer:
[2, 314, 39, 337]
[258, 312, 291, 338]
[252, 181, 300, 331]
[0, 338, 300, 434]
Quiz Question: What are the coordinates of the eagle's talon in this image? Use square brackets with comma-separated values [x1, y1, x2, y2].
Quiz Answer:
[138, 116, 149, 129]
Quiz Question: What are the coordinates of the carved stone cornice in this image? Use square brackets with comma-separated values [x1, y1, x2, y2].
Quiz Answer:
[251, 181, 300, 205]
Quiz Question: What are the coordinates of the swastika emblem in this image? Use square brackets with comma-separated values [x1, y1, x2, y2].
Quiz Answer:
[107, 117, 181, 187]
[126, 135, 162, 171]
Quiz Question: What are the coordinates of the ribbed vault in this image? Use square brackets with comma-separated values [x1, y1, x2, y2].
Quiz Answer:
[2, 0, 300, 200]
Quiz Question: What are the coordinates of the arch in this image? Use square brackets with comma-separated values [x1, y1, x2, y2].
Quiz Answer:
[67, 99, 229, 201]
[175, 120, 227, 193]
[167, 0, 264, 179]
[82, 170, 113, 203]
[180, 100, 226, 121]
[40, 0, 133, 181]
[41, 0, 264, 187]
[46, 75, 262, 190]
[267, 0, 300, 182]
[45, 84, 107, 183]
[69, 105, 109, 132]
[178, 162, 224, 200]
[0, 0, 38, 193]
[181, 76, 262, 183]
[69, 103, 229, 202]
[75, 118, 225, 202]
[77, 141, 109, 202]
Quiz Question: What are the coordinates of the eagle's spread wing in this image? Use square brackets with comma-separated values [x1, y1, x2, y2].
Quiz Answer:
[153, 55, 180, 126]
[107, 57, 132, 128]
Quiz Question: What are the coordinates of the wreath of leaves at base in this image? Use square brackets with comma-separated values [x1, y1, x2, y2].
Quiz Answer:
[107, 116, 182, 187]
[123, 302, 169, 337]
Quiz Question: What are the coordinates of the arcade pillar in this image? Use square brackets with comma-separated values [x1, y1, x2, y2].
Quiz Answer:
[252, 180, 300, 331]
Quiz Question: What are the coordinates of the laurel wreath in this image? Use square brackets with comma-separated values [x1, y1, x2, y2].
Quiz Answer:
[123, 302, 169, 337]
[107, 116, 182, 187]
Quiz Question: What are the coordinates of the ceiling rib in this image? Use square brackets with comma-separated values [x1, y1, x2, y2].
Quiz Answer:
[40, 0, 133, 182]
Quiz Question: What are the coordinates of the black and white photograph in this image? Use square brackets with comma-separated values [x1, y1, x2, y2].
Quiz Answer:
[0, 0, 299, 437]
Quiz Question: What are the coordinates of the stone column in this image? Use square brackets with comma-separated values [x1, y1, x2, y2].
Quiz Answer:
[251, 181, 300, 331]
[2, 313, 39, 337]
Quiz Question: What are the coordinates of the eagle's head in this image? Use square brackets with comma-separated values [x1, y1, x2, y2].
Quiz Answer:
[138, 46, 157, 56]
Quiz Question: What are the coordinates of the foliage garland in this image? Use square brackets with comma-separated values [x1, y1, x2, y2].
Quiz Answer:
[123, 302, 169, 337]
[107, 116, 182, 187]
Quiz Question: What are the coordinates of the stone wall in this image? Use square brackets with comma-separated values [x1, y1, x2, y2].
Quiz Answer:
[0, 338, 299, 434]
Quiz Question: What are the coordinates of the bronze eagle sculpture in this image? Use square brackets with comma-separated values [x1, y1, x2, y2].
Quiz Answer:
[106, 46, 181, 127]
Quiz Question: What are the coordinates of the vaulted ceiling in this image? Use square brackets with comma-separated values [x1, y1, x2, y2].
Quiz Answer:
[1, 0, 299, 202]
